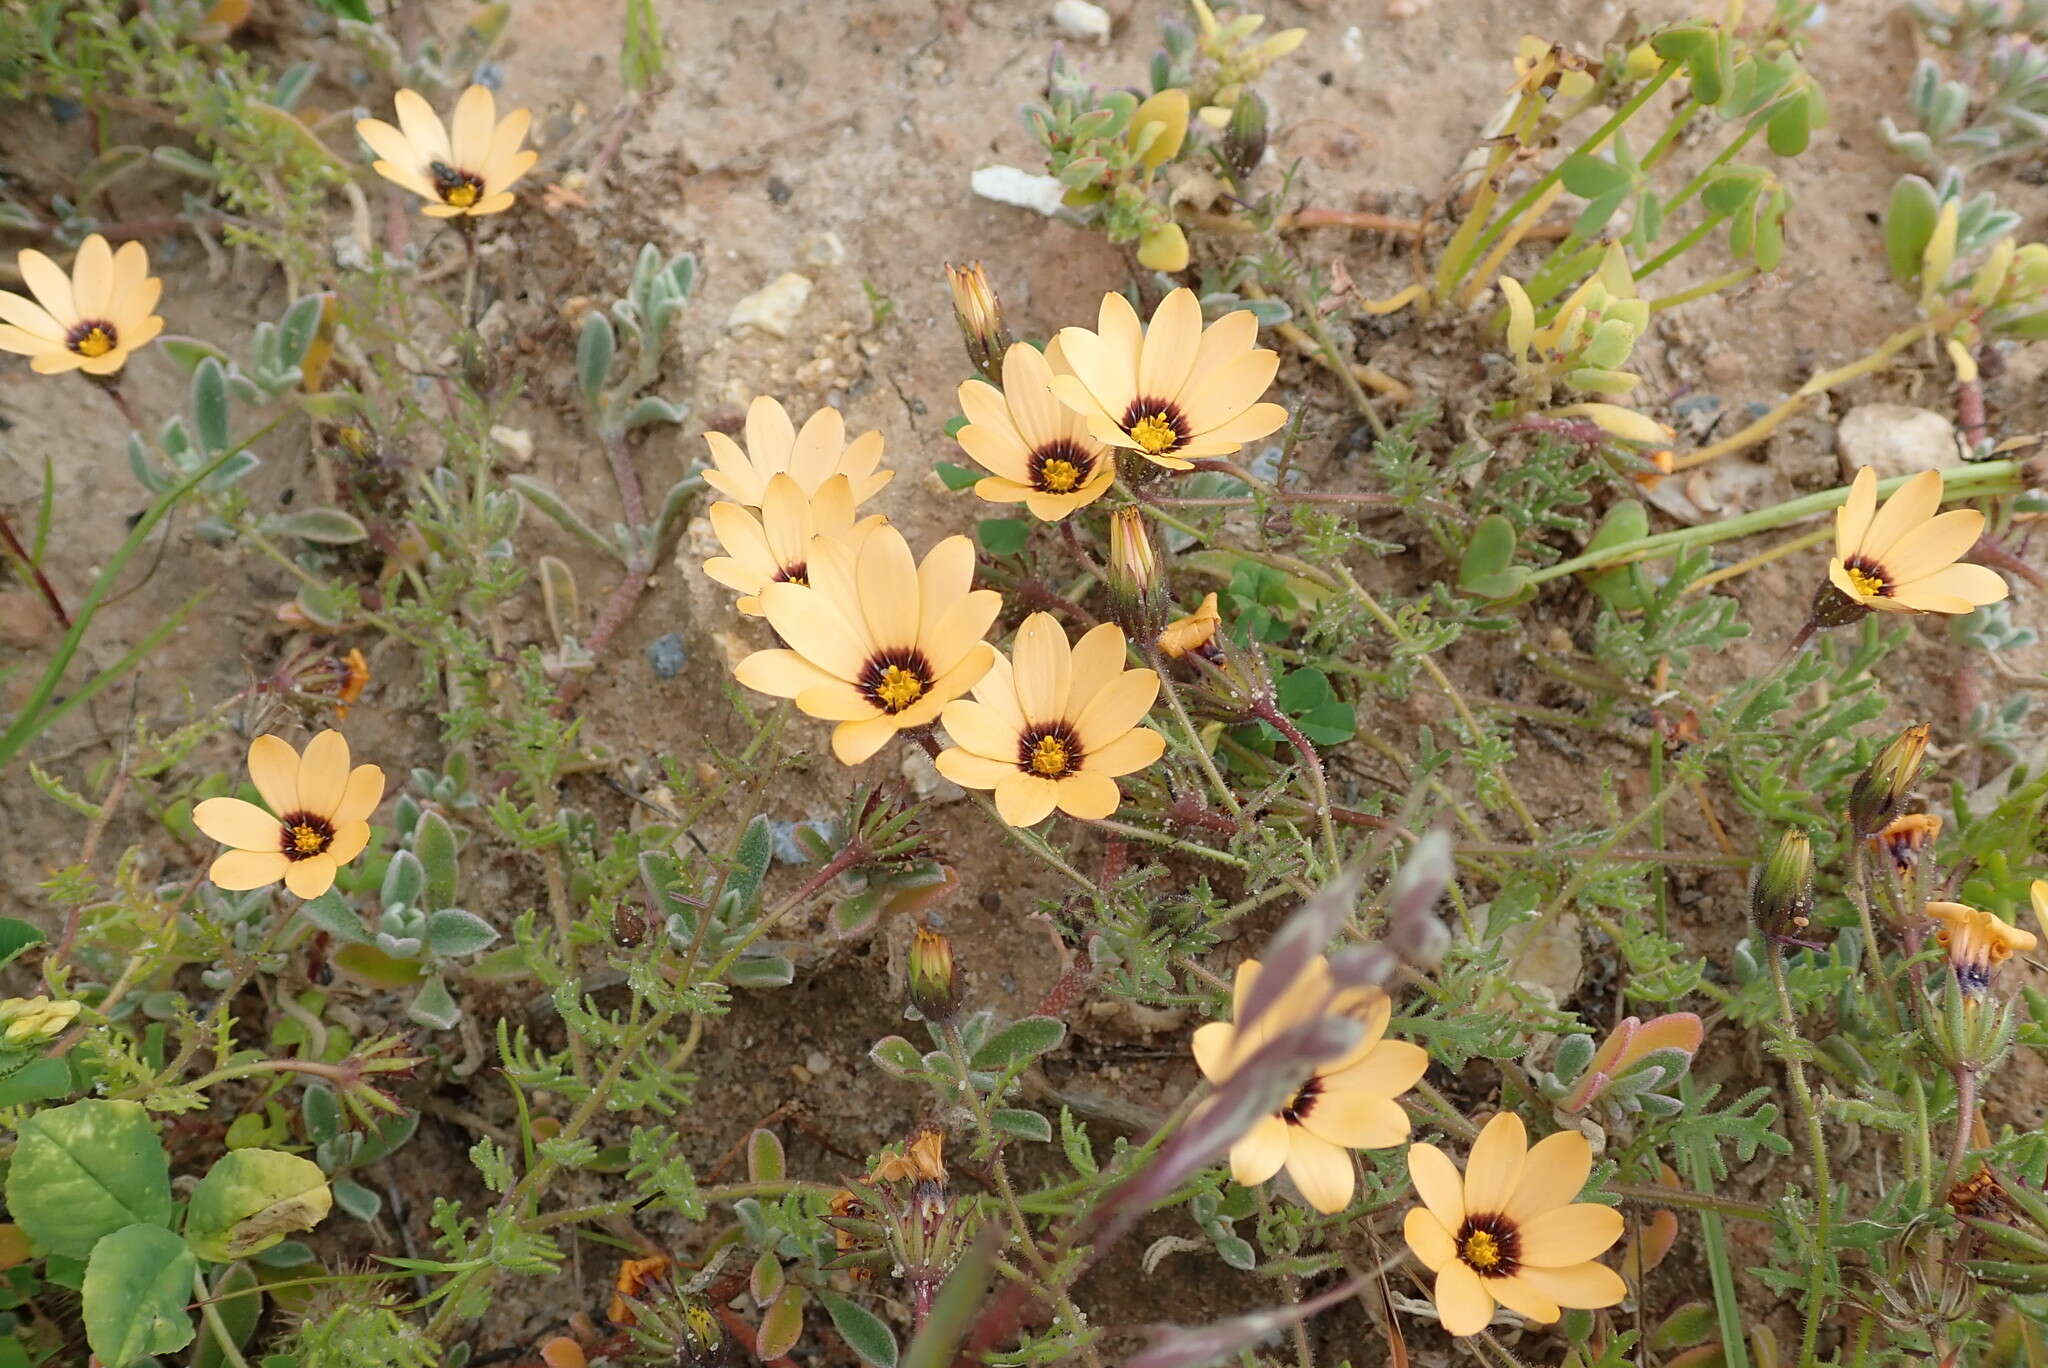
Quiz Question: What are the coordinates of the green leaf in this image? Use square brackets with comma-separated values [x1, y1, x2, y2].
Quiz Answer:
[991, 1108, 1052, 1143]
[409, 975, 461, 1030]
[1766, 92, 1812, 156]
[1458, 514, 1529, 599]
[1560, 152, 1631, 198]
[870, 1036, 925, 1078]
[935, 461, 981, 491]
[747, 1127, 786, 1182]
[757, 1284, 806, 1359]
[821, 1290, 899, 1368]
[0, 1057, 76, 1107]
[186, 1149, 334, 1263]
[729, 954, 794, 989]
[194, 1263, 263, 1368]
[727, 815, 773, 914]
[943, 415, 971, 438]
[0, 917, 45, 970]
[297, 889, 370, 943]
[192, 357, 230, 456]
[576, 312, 616, 407]
[381, 850, 424, 911]
[6, 1100, 172, 1258]
[274, 508, 368, 545]
[425, 909, 499, 958]
[1884, 175, 1940, 283]
[969, 1017, 1066, 1072]
[81, 1223, 195, 1368]
[312, 0, 374, 19]
[275, 294, 325, 371]
[413, 810, 460, 910]
[977, 517, 1030, 557]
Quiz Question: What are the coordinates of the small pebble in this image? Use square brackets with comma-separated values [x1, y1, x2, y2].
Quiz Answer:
[1050, 0, 1111, 42]
[805, 1050, 831, 1076]
[727, 272, 812, 338]
[645, 633, 687, 679]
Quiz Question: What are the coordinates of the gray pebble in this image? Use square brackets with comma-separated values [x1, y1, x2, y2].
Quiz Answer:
[645, 633, 687, 679]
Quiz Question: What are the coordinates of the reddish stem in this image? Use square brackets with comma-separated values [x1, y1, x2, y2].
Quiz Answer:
[0, 505, 69, 629]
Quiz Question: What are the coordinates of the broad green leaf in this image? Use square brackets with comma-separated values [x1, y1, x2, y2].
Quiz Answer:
[0, 917, 45, 969]
[757, 1283, 806, 1360]
[6, 1100, 172, 1258]
[821, 1290, 899, 1368]
[0, 1057, 75, 1107]
[425, 908, 499, 958]
[298, 889, 370, 943]
[1458, 515, 1528, 599]
[192, 357, 230, 456]
[576, 312, 615, 406]
[412, 810, 460, 910]
[727, 815, 773, 914]
[969, 1017, 1066, 1072]
[976, 517, 1030, 557]
[1885, 175, 1940, 283]
[81, 1223, 195, 1367]
[991, 1109, 1052, 1143]
[409, 975, 461, 1030]
[186, 1149, 334, 1263]
[935, 461, 981, 491]
[275, 508, 368, 545]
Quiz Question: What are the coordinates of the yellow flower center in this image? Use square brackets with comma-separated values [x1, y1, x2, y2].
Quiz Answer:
[1460, 1229, 1503, 1270]
[287, 823, 331, 856]
[71, 324, 116, 358]
[1040, 457, 1081, 493]
[1029, 735, 1071, 776]
[1130, 412, 1178, 453]
[430, 160, 486, 208]
[1845, 565, 1888, 598]
[873, 665, 925, 712]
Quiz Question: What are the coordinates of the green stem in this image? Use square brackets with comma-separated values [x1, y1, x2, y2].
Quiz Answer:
[1634, 212, 1729, 282]
[1446, 63, 1679, 293]
[1607, 1182, 1774, 1221]
[194, 1268, 252, 1368]
[1767, 949, 1834, 1368]
[1150, 647, 1243, 818]
[1648, 265, 1756, 313]
[1527, 458, 2027, 585]
[1638, 95, 1706, 171]
[1088, 815, 1250, 868]
[959, 789, 1102, 898]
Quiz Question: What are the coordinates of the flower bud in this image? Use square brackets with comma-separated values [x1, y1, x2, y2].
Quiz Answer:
[1222, 89, 1269, 180]
[1107, 507, 1168, 642]
[907, 925, 961, 1023]
[1749, 830, 1816, 944]
[1848, 724, 1930, 837]
[0, 996, 78, 1047]
[944, 261, 1011, 384]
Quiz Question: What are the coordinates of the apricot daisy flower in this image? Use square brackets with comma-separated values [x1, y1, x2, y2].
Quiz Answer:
[734, 522, 998, 764]
[1821, 467, 2007, 619]
[935, 614, 1165, 825]
[1404, 1113, 1626, 1336]
[955, 341, 1114, 520]
[1191, 956, 1428, 1214]
[194, 731, 385, 898]
[702, 396, 893, 508]
[703, 473, 883, 616]
[1049, 288, 1287, 471]
[355, 86, 537, 218]
[1928, 901, 2036, 997]
[0, 235, 163, 376]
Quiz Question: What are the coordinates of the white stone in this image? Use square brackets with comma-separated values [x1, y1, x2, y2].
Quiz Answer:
[1050, 0, 1111, 42]
[1835, 404, 1958, 479]
[488, 425, 533, 466]
[900, 746, 965, 804]
[970, 164, 1068, 218]
[800, 230, 847, 267]
[726, 272, 812, 338]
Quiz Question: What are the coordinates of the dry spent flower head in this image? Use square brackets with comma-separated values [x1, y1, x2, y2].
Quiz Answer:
[1849, 723, 1931, 838]
[1817, 467, 2007, 623]
[702, 473, 883, 616]
[935, 613, 1166, 826]
[954, 340, 1115, 520]
[1157, 591, 1223, 660]
[195, 730, 385, 898]
[1928, 901, 2037, 997]
[871, 1127, 947, 1185]
[1049, 288, 1287, 471]
[1869, 811, 1942, 876]
[608, 1253, 672, 1325]
[356, 86, 538, 218]
[944, 260, 1011, 382]
[733, 521, 999, 764]
[701, 396, 892, 508]
[1403, 1112, 1626, 1336]
[0, 996, 80, 1047]
[0, 234, 163, 376]
[1191, 955, 1428, 1213]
